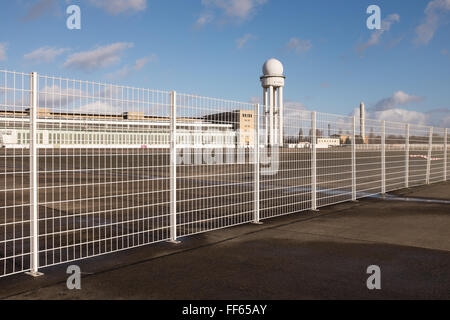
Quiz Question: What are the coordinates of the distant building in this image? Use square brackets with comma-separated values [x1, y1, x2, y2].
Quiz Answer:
[331, 134, 351, 145]
[317, 138, 340, 147]
[204, 110, 255, 147]
[329, 134, 369, 145]
[0, 108, 239, 149]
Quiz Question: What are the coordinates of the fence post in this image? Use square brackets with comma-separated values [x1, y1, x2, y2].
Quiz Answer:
[253, 104, 262, 224]
[444, 128, 448, 182]
[426, 127, 433, 185]
[26, 72, 43, 277]
[381, 120, 386, 195]
[405, 124, 410, 188]
[169, 91, 180, 244]
[352, 116, 357, 201]
[311, 112, 318, 211]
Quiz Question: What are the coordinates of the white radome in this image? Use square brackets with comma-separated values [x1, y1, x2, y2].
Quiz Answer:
[262, 58, 284, 76]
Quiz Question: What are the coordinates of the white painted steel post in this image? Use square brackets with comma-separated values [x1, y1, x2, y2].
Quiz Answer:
[444, 128, 448, 181]
[263, 88, 269, 145]
[426, 127, 433, 185]
[352, 116, 357, 201]
[269, 86, 274, 146]
[169, 91, 179, 243]
[254, 104, 261, 224]
[381, 120, 386, 195]
[26, 72, 43, 277]
[405, 124, 410, 188]
[273, 90, 278, 145]
[311, 112, 318, 211]
[278, 87, 284, 146]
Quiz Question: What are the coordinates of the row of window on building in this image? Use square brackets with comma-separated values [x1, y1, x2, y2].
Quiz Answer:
[14, 130, 236, 146]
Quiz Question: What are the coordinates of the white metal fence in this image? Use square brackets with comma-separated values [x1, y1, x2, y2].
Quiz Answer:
[1, 70, 449, 277]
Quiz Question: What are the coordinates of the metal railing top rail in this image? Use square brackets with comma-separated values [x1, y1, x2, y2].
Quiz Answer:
[384, 119, 432, 129]
[314, 110, 354, 120]
[177, 92, 255, 108]
[1, 68, 449, 278]
[37, 73, 172, 96]
[0, 69, 31, 76]
[1, 69, 449, 133]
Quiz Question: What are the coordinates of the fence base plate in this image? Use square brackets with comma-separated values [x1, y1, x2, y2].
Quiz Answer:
[25, 271, 44, 278]
[167, 240, 181, 245]
[252, 221, 264, 225]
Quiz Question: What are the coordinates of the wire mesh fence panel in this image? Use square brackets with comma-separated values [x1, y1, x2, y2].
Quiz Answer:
[315, 112, 353, 207]
[446, 130, 449, 181]
[175, 94, 255, 237]
[430, 127, 445, 184]
[260, 106, 312, 220]
[385, 121, 408, 192]
[36, 75, 172, 268]
[355, 118, 383, 198]
[1, 68, 450, 278]
[0, 71, 32, 277]
[408, 124, 430, 187]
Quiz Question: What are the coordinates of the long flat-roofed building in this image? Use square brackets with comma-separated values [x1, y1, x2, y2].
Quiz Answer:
[0, 108, 244, 149]
[204, 110, 255, 147]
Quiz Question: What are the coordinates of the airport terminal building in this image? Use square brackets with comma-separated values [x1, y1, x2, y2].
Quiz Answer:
[0, 108, 255, 149]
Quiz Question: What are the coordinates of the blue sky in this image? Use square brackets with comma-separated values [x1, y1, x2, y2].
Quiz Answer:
[0, 0, 449, 126]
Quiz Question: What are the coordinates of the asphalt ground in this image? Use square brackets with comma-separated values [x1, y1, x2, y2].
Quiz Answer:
[0, 181, 449, 300]
[2, 147, 440, 273]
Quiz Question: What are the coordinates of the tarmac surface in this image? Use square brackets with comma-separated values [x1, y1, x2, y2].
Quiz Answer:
[0, 181, 449, 300]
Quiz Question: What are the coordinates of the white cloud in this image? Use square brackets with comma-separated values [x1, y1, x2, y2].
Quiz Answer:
[106, 55, 157, 79]
[37, 85, 84, 108]
[252, 94, 448, 130]
[415, 0, 450, 45]
[373, 109, 429, 125]
[195, 12, 215, 29]
[24, 46, 69, 63]
[75, 100, 118, 114]
[350, 93, 450, 127]
[426, 108, 450, 127]
[373, 91, 423, 111]
[351, 105, 428, 126]
[89, 0, 147, 15]
[197, 0, 267, 27]
[134, 55, 157, 70]
[358, 14, 400, 54]
[22, 0, 58, 21]
[440, 114, 450, 127]
[236, 34, 255, 49]
[63, 42, 134, 72]
[203, 0, 267, 19]
[106, 66, 131, 79]
[286, 38, 312, 54]
[0, 43, 7, 61]
[37, 85, 125, 114]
